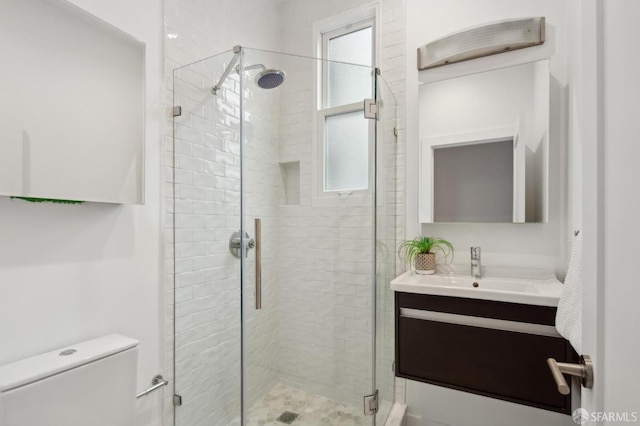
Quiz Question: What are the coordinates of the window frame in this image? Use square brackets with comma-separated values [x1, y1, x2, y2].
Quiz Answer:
[312, 14, 377, 206]
[321, 19, 375, 110]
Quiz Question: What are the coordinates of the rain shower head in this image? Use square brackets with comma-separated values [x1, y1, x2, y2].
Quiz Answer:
[255, 69, 286, 89]
[212, 55, 286, 95]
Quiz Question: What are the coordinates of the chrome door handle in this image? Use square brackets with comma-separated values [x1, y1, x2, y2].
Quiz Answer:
[547, 355, 594, 395]
[255, 218, 262, 310]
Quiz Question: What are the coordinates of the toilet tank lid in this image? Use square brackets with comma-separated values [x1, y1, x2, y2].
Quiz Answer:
[0, 334, 139, 392]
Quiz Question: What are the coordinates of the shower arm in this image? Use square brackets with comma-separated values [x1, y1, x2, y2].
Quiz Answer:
[211, 62, 268, 95]
[211, 46, 270, 95]
[211, 53, 239, 95]
[211, 45, 242, 95]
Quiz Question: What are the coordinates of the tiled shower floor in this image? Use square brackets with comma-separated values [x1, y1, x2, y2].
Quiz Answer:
[244, 383, 367, 425]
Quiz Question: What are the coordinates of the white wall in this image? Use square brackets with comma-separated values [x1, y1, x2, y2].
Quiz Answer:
[406, 0, 569, 275]
[404, 1, 574, 425]
[164, 0, 281, 72]
[602, 0, 640, 419]
[0, 0, 165, 425]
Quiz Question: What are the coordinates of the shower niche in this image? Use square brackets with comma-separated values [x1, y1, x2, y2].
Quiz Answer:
[0, 0, 145, 204]
[279, 161, 300, 206]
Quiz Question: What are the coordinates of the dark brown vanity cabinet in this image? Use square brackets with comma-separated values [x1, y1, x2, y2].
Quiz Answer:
[395, 292, 577, 414]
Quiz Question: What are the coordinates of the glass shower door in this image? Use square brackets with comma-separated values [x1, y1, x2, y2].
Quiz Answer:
[172, 50, 244, 426]
[374, 73, 399, 424]
[172, 46, 396, 426]
[240, 48, 377, 425]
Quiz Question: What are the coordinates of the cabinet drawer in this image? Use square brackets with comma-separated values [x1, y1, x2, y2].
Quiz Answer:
[395, 293, 575, 414]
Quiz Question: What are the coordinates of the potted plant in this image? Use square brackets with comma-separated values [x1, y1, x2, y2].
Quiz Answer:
[398, 235, 454, 275]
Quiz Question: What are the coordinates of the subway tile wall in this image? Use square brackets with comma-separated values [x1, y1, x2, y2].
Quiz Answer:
[165, 2, 282, 425]
[164, 0, 406, 424]
[274, 50, 376, 409]
[277, 0, 407, 414]
[171, 56, 244, 426]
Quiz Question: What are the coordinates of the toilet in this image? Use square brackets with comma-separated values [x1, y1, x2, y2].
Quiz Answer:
[0, 334, 139, 426]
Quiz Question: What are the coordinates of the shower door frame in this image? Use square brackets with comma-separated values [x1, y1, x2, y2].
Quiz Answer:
[171, 46, 396, 426]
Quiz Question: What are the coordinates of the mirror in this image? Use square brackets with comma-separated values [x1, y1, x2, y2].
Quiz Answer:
[418, 60, 549, 223]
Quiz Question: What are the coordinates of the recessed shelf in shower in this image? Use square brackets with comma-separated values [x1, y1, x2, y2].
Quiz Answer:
[279, 161, 300, 206]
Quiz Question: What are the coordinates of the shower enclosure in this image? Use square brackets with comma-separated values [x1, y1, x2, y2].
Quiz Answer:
[171, 46, 398, 425]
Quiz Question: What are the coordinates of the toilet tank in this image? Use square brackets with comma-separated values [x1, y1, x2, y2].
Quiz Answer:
[0, 334, 138, 426]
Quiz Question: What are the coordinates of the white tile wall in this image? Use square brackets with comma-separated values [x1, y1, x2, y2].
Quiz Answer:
[277, 0, 406, 414]
[171, 58, 242, 426]
[164, 1, 283, 425]
[242, 48, 285, 409]
[165, 0, 406, 425]
[274, 51, 373, 406]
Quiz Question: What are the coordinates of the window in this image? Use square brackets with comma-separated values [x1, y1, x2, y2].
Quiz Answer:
[316, 17, 375, 200]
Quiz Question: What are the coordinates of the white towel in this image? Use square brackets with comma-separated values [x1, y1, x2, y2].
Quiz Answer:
[556, 233, 583, 354]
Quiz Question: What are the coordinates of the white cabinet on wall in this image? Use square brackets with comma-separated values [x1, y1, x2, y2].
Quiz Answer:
[0, 0, 145, 204]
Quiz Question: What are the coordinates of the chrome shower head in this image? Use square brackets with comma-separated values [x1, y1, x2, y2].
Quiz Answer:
[212, 60, 286, 95]
[255, 69, 286, 89]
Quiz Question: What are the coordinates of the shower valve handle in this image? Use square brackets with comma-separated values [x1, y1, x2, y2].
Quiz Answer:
[229, 230, 255, 258]
[230, 237, 255, 249]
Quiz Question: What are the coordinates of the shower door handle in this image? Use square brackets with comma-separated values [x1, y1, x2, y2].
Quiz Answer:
[255, 218, 262, 310]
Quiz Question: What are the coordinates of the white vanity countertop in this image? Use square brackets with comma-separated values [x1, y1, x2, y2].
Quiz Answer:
[390, 268, 563, 307]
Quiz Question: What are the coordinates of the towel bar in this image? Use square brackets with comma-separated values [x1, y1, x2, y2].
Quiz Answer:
[136, 375, 169, 399]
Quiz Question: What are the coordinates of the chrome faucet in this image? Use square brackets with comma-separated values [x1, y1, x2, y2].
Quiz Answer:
[470, 247, 481, 278]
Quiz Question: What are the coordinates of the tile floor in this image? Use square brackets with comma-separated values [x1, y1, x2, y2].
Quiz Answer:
[244, 383, 368, 425]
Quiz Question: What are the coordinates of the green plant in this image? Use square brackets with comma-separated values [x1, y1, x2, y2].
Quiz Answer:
[11, 197, 84, 204]
[398, 235, 454, 266]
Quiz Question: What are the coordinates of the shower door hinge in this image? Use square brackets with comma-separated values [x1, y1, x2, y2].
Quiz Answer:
[392, 360, 396, 372]
[173, 105, 182, 117]
[364, 99, 378, 120]
[173, 394, 183, 406]
[363, 389, 379, 416]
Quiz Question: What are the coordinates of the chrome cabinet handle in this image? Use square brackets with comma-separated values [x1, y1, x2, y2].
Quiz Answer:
[547, 355, 594, 395]
[255, 218, 262, 310]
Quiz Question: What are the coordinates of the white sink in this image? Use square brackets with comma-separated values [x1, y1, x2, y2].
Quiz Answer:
[390, 269, 563, 306]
